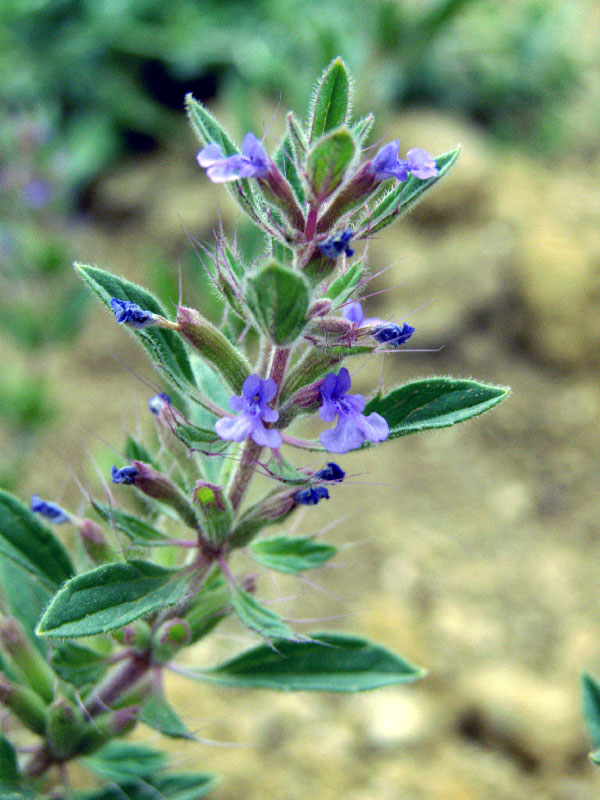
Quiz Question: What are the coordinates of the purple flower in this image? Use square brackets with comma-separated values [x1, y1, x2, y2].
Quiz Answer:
[22, 179, 52, 209]
[294, 486, 330, 505]
[373, 322, 415, 348]
[31, 494, 70, 524]
[111, 465, 140, 485]
[371, 140, 438, 182]
[318, 229, 354, 259]
[215, 374, 282, 449]
[343, 302, 364, 325]
[197, 133, 270, 183]
[315, 462, 345, 482]
[110, 298, 157, 329]
[148, 393, 171, 416]
[319, 368, 388, 453]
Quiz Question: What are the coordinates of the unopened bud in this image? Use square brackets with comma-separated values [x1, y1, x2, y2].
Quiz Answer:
[193, 481, 232, 545]
[0, 674, 47, 735]
[307, 298, 333, 319]
[129, 461, 200, 531]
[259, 163, 305, 232]
[111, 619, 152, 651]
[79, 518, 112, 564]
[316, 162, 377, 233]
[77, 706, 139, 755]
[46, 698, 85, 760]
[152, 619, 192, 664]
[230, 489, 297, 548]
[177, 306, 251, 394]
[0, 615, 55, 703]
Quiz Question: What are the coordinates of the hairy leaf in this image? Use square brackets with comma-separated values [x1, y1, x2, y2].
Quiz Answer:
[230, 587, 296, 641]
[0, 489, 74, 589]
[251, 536, 336, 574]
[307, 128, 356, 199]
[246, 262, 309, 346]
[84, 741, 168, 782]
[190, 632, 425, 691]
[308, 57, 351, 141]
[583, 672, 600, 752]
[325, 259, 364, 307]
[365, 377, 510, 439]
[75, 264, 195, 391]
[141, 694, 194, 740]
[37, 561, 191, 637]
[92, 501, 170, 545]
[50, 642, 108, 688]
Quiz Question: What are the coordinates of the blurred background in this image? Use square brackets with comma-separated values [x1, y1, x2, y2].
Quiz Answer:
[1, 0, 600, 797]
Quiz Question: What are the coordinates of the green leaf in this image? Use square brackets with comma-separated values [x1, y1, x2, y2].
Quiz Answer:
[50, 642, 108, 688]
[173, 423, 221, 449]
[0, 561, 51, 651]
[250, 536, 336, 574]
[325, 259, 364, 307]
[308, 57, 351, 141]
[307, 128, 356, 199]
[264, 456, 309, 486]
[75, 264, 195, 392]
[350, 113, 374, 145]
[37, 560, 191, 638]
[245, 262, 309, 346]
[141, 696, 191, 741]
[273, 132, 305, 206]
[84, 741, 168, 782]
[357, 147, 460, 236]
[582, 672, 600, 751]
[365, 378, 510, 439]
[124, 436, 159, 471]
[190, 632, 425, 691]
[151, 772, 218, 800]
[0, 489, 74, 590]
[92, 501, 170, 545]
[230, 587, 296, 642]
[0, 732, 19, 786]
[141, 694, 193, 740]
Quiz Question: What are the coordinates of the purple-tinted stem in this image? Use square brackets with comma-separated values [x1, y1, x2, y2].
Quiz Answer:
[84, 650, 150, 717]
[228, 438, 263, 511]
[304, 202, 320, 240]
[269, 347, 290, 403]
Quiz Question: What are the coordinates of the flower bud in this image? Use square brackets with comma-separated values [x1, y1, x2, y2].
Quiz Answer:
[78, 518, 113, 564]
[77, 706, 139, 755]
[229, 489, 297, 548]
[193, 482, 233, 545]
[0, 615, 56, 703]
[177, 305, 251, 394]
[152, 619, 192, 664]
[0, 674, 47, 735]
[307, 298, 333, 319]
[46, 698, 86, 760]
[258, 164, 305, 232]
[111, 619, 152, 651]
[126, 461, 200, 531]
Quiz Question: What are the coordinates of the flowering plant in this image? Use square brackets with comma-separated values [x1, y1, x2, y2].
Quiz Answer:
[0, 59, 509, 798]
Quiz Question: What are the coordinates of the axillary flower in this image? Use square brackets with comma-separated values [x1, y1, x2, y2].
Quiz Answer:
[319, 368, 388, 453]
[197, 133, 270, 183]
[371, 140, 438, 182]
[215, 374, 282, 449]
[30, 494, 70, 524]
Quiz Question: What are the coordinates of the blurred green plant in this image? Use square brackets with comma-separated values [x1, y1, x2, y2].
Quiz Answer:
[1, 0, 582, 196]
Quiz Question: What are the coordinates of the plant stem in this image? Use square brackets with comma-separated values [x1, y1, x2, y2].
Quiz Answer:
[227, 439, 262, 512]
[84, 651, 150, 717]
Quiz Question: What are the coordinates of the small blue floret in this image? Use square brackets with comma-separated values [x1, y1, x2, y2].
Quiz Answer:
[110, 298, 156, 329]
[111, 465, 140, 485]
[315, 462, 345, 482]
[30, 494, 70, 524]
[294, 486, 330, 506]
[372, 322, 415, 348]
[318, 229, 354, 259]
[148, 393, 171, 416]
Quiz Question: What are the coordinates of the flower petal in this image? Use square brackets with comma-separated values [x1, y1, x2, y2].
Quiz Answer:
[343, 302, 364, 325]
[320, 416, 365, 454]
[358, 411, 389, 443]
[250, 423, 282, 449]
[258, 377, 277, 403]
[406, 148, 438, 179]
[197, 144, 224, 167]
[336, 367, 352, 396]
[242, 374, 262, 399]
[215, 414, 254, 442]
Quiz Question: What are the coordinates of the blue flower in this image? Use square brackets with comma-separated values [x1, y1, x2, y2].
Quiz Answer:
[294, 486, 330, 505]
[110, 298, 157, 329]
[215, 374, 282, 449]
[148, 393, 171, 416]
[343, 302, 364, 325]
[111, 465, 140, 485]
[315, 462, 345, 482]
[373, 322, 415, 348]
[319, 367, 389, 454]
[318, 229, 354, 259]
[197, 133, 270, 183]
[371, 140, 438, 182]
[30, 494, 70, 524]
